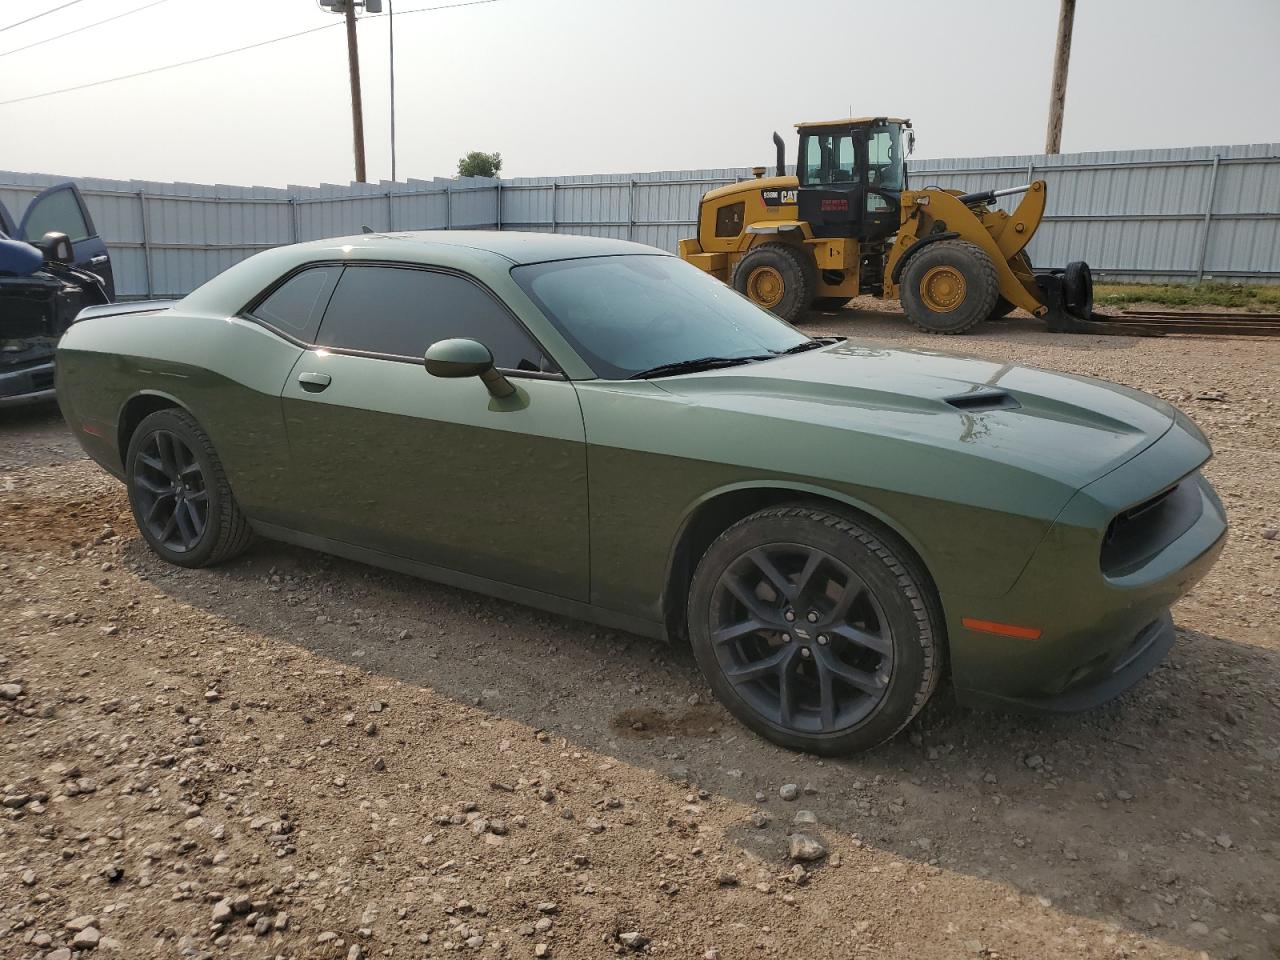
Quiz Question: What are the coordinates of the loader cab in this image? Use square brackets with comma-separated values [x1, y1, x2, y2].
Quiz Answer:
[795, 118, 909, 243]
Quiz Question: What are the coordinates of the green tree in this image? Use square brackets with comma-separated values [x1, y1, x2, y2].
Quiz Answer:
[457, 151, 502, 179]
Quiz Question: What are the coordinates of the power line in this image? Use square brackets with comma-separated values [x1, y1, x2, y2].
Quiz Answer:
[0, 0, 175, 59]
[0, 0, 500, 106]
[0, 0, 93, 34]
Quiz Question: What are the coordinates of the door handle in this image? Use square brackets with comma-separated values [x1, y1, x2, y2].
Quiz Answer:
[297, 371, 332, 392]
[88, 255, 109, 265]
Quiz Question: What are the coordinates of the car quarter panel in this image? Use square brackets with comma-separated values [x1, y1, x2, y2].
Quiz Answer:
[55, 310, 304, 525]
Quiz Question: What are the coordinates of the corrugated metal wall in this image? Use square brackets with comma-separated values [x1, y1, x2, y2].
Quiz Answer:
[3, 142, 1276, 299]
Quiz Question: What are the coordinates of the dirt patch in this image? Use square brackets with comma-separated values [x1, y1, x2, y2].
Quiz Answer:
[611, 705, 728, 740]
[1, 315, 1278, 959]
[0, 491, 128, 553]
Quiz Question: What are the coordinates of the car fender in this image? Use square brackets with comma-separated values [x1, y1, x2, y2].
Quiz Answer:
[659, 477, 942, 639]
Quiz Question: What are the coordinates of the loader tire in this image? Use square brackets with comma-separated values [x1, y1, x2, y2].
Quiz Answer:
[987, 296, 1016, 321]
[812, 297, 852, 312]
[900, 239, 999, 335]
[732, 243, 816, 323]
[988, 252, 1032, 320]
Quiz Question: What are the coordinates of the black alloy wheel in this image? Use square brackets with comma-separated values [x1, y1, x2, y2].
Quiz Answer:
[709, 542, 893, 733]
[688, 505, 942, 754]
[125, 407, 253, 568]
[132, 429, 209, 553]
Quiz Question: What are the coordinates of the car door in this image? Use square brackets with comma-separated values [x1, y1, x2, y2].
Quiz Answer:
[0, 199, 16, 238]
[18, 183, 115, 299]
[279, 262, 590, 601]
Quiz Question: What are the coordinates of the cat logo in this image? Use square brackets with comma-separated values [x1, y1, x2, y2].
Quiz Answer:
[760, 189, 798, 207]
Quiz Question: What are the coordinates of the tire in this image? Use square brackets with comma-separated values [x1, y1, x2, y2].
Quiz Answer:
[812, 297, 852, 312]
[900, 238, 999, 334]
[125, 408, 253, 568]
[687, 505, 943, 755]
[988, 252, 1033, 320]
[987, 296, 1016, 321]
[1062, 260, 1093, 319]
[731, 243, 816, 323]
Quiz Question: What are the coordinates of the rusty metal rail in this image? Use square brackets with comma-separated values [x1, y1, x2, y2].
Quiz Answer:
[1093, 309, 1280, 337]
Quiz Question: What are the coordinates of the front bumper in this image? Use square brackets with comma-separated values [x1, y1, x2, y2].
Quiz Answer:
[948, 414, 1226, 713]
[956, 612, 1177, 713]
[0, 360, 57, 408]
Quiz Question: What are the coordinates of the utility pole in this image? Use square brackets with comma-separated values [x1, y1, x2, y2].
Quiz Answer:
[343, 0, 367, 183]
[1044, 0, 1076, 155]
[321, 0, 379, 182]
[388, 0, 397, 182]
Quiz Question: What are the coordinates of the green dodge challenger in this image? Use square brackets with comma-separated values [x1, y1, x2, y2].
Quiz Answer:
[55, 232, 1226, 754]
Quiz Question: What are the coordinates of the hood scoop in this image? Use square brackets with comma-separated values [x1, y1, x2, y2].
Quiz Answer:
[945, 390, 1021, 412]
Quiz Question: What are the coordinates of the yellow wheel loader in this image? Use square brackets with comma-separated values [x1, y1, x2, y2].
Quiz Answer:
[678, 118, 1097, 334]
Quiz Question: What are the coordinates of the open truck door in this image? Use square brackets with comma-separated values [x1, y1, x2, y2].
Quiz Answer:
[18, 183, 115, 300]
[0, 198, 17, 238]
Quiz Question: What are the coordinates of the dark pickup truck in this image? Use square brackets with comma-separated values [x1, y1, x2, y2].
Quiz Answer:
[1, 182, 114, 407]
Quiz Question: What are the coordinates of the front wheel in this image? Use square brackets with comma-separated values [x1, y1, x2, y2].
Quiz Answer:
[900, 239, 1000, 334]
[687, 505, 943, 755]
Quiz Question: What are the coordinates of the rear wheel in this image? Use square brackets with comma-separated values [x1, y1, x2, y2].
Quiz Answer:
[687, 505, 942, 755]
[900, 239, 999, 334]
[125, 408, 253, 568]
[731, 243, 815, 323]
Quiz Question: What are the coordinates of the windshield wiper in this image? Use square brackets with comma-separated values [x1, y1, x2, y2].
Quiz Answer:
[777, 336, 845, 356]
[628, 355, 771, 380]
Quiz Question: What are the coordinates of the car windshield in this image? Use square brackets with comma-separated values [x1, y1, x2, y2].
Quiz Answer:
[511, 255, 809, 380]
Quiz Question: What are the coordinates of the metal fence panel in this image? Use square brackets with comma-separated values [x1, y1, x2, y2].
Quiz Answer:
[3, 142, 1276, 298]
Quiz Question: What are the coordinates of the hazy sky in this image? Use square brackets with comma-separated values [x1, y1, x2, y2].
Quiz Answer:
[2, 0, 1277, 187]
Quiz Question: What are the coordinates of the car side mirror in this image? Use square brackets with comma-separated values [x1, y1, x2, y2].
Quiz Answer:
[424, 338, 515, 398]
[38, 231, 74, 265]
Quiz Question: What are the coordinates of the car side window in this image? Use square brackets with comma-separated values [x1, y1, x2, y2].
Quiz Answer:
[316, 265, 549, 372]
[23, 188, 90, 242]
[247, 266, 340, 343]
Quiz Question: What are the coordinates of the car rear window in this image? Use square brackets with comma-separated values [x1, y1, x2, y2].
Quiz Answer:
[248, 266, 340, 342]
[315, 265, 548, 372]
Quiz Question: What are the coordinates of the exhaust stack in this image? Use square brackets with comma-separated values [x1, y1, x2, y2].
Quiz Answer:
[772, 132, 785, 178]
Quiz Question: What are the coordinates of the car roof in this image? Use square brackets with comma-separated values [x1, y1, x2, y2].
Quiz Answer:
[290, 230, 666, 266]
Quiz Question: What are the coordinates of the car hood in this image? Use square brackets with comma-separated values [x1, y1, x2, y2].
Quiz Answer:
[650, 340, 1176, 491]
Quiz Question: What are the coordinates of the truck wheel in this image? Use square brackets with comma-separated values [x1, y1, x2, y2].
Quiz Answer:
[687, 504, 943, 755]
[731, 243, 815, 322]
[812, 297, 852, 312]
[900, 239, 999, 334]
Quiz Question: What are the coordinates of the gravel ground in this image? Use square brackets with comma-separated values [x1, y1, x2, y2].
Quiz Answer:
[2, 311, 1278, 960]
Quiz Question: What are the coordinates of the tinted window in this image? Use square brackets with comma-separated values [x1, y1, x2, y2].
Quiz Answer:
[714, 202, 744, 238]
[512, 255, 807, 380]
[867, 124, 904, 189]
[317, 266, 547, 371]
[23, 188, 90, 242]
[248, 266, 339, 342]
[799, 133, 858, 186]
